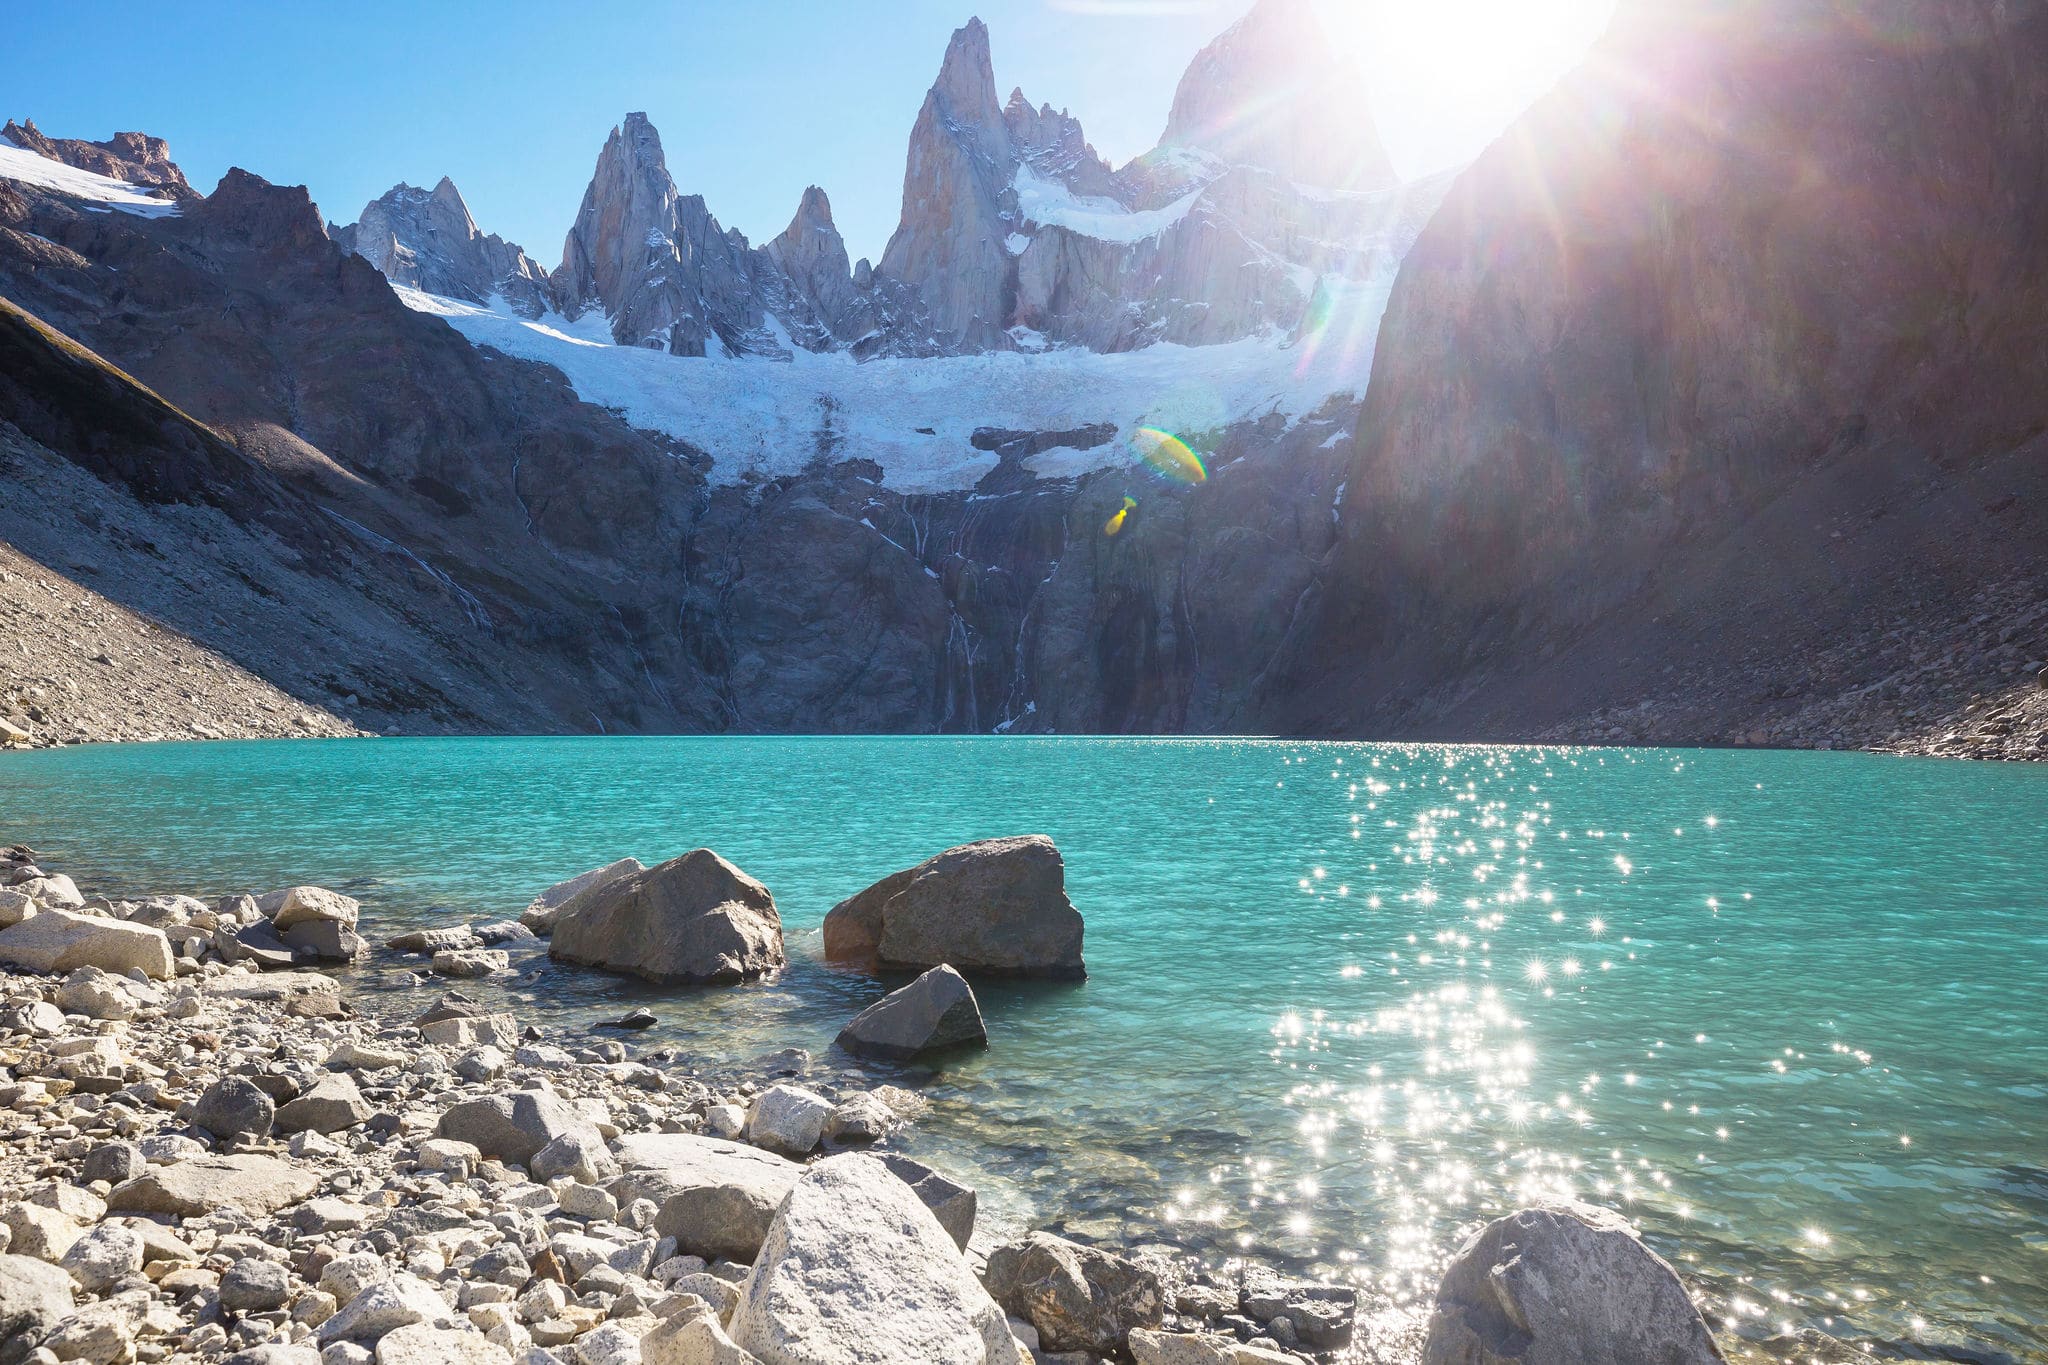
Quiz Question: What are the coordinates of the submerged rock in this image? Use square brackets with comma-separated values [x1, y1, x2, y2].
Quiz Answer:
[836, 964, 987, 1061]
[727, 1153, 1027, 1365]
[823, 836, 1084, 979]
[549, 850, 784, 985]
[1421, 1201, 1724, 1365]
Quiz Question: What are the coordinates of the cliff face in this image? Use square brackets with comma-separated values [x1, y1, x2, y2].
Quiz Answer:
[1264, 0, 2048, 740]
[1, 118, 191, 197]
[330, 178, 550, 317]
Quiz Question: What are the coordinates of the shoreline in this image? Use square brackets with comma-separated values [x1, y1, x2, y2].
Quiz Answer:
[0, 844, 1802, 1365]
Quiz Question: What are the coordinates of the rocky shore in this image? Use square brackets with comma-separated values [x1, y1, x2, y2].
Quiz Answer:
[0, 844, 1731, 1365]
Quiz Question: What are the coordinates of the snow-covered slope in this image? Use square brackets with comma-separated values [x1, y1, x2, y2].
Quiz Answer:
[397, 258, 1402, 492]
[0, 136, 181, 217]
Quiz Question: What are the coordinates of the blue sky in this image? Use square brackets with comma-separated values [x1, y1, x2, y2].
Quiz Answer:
[0, 1, 1611, 266]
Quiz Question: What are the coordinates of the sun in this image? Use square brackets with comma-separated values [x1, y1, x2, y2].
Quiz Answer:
[1312, 0, 1616, 165]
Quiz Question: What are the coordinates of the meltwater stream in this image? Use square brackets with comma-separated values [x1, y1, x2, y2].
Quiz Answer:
[3, 738, 2044, 1359]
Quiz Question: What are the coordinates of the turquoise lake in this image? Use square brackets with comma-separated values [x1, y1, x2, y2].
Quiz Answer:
[2, 737, 2044, 1360]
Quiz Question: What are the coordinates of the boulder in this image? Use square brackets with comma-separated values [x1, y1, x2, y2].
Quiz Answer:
[530, 1132, 618, 1186]
[610, 1134, 802, 1263]
[835, 965, 986, 1061]
[418, 1012, 518, 1050]
[275, 1073, 372, 1135]
[549, 851, 784, 985]
[220, 920, 296, 969]
[14, 874, 81, 908]
[385, 925, 480, 955]
[520, 858, 645, 935]
[1128, 1332, 1236, 1365]
[0, 1253, 74, 1357]
[219, 1256, 292, 1312]
[257, 886, 360, 931]
[1421, 1202, 1725, 1365]
[373, 1322, 506, 1364]
[58, 1223, 142, 1292]
[1239, 1267, 1356, 1350]
[52, 966, 140, 1021]
[984, 1231, 1164, 1355]
[0, 892, 35, 929]
[108, 1154, 318, 1217]
[744, 1085, 833, 1157]
[822, 837, 1084, 979]
[189, 1076, 276, 1140]
[431, 948, 508, 978]
[878, 1155, 975, 1251]
[727, 1153, 1026, 1365]
[317, 1272, 457, 1345]
[642, 1309, 762, 1364]
[279, 919, 367, 963]
[435, 1091, 602, 1167]
[0, 909, 175, 979]
[0, 1202, 80, 1262]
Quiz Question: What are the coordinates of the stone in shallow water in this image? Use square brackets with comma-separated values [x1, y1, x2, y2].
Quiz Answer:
[834, 964, 986, 1061]
[1421, 1201, 1724, 1365]
[520, 858, 646, 935]
[549, 851, 784, 985]
[823, 836, 1084, 979]
[259, 885, 360, 931]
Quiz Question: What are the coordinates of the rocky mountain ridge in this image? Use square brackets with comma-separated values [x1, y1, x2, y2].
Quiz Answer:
[1, 0, 2044, 757]
[327, 178, 550, 319]
[328, 0, 1422, 359]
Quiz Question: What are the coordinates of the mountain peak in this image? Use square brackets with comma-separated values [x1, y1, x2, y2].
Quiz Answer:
[933, 18, 1003, 131]
[1159, 0, 1394, 190]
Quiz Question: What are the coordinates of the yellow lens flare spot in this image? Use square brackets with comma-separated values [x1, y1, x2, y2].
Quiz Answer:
[1132, 427, 1206, 485]
[1103, 495, 1137, 537]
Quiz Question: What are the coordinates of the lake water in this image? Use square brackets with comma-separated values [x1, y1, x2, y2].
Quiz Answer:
[3, 737, 2044, 1360]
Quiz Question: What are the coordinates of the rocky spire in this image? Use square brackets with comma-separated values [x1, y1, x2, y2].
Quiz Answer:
[875, 18, 1022, 352]
[333, 176, 550, 317]
[1158, 0, 1395, 190]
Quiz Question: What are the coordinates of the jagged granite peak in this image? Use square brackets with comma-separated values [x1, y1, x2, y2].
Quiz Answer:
[1004, 91, 1121, 201]
[330, 176, 550, 318]
[1158, 0, 1395, 191]
[2, 117, 192, 197]
[876, 18, 1022, 352]
[551, 113, 933, 359]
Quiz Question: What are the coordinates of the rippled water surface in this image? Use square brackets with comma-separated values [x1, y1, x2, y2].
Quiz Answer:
[4, 738, 2045, 1359]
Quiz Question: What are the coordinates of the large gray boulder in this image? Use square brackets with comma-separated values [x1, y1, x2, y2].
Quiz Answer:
[435, 1091, 601, 1167]
[549, 850, 784, 985]
[108, 1155, 317, 1218]
[1422, 1202, 1725, 1365]
[519, 858, 645, 935]
[189, 1076, 276, 1140]
[836, 964, 986, 1061]
[610, 1134, 803, 1263]
[0, 909, 175, 980]
[744, 1085, 833, 1157]
[823, 836, 1084, 979]
[984, 1231, 1164, 1356]
[275, 1073, 372, 1135]
[727, 1153, 1027, 1365]
[0, 1253, 74, 1362]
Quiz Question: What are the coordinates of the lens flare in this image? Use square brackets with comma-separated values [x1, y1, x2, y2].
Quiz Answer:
[1132, 427, 1206, 484]
[1103, 495, 1137, 537]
